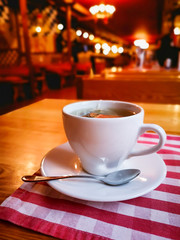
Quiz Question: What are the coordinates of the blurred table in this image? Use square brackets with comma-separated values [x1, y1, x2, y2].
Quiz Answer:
[76, 69, 180, 103]
[0, 99, 180, 239]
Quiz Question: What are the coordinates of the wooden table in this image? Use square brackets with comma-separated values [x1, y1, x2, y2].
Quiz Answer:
[0, 99, 180, 239]
[76, 70, 180, 103]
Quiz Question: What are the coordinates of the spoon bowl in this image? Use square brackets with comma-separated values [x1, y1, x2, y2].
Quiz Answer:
[22, 169, 140, 186]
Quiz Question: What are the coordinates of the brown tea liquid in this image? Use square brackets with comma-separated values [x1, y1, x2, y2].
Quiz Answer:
[83, 109, 135, 118]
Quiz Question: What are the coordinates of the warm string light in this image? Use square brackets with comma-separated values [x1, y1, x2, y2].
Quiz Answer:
[118, 47, 124, 53]
[35, 26, 42, 33]
[76, 29, 95, 41]
[35, 23, 64, 33]
[33, 24, 123, 56]
[76, 29, 124, 56]
[76, 29, 82, 36]
[83, 32, 89, 39]
[89, 34, 94, 40]
[57, 23, 64, 30]
[95, 42, 124, 55]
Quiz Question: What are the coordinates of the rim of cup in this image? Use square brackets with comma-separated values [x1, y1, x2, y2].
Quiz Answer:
[63, 100, 143, 120]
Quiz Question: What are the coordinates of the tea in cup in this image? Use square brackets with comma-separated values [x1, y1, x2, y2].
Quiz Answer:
[62, 100, 166, 175]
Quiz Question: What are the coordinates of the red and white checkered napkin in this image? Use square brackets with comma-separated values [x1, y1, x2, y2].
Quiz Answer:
[0, 133, 180, 240]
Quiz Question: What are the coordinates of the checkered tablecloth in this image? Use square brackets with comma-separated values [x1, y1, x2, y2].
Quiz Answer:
[0, 133, 180, 240]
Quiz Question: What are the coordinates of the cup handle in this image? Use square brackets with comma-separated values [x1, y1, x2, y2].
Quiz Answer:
[128, 124, 166, 158]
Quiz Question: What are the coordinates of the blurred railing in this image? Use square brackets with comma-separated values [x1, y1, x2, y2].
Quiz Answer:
[0, 48, 22, 66]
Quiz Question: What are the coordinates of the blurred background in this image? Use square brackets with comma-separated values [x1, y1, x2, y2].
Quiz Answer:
[0, 0, 180, 113]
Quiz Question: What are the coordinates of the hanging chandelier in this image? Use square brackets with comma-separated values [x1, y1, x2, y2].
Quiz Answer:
[89, 4, 116, 23]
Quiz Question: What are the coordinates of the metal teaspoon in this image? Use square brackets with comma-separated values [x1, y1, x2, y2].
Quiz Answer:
[22, 169, 140, 186]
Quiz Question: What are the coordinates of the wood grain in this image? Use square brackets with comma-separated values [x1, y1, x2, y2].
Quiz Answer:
[0, 98, 180, 239]
[77, 70, 180, 103]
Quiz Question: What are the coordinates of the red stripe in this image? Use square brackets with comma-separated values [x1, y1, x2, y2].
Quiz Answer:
[138, 140, 157, 145]
[134, 141, 180, 155]
[142, 133, 180, 141]
[164, 160, 180, 166]
[158, 149, 180, 155]
[0, 207, 107, 240]
[138, 140, 180, 149]
[156, 184, 180, 194]
[165, 144, 180, 148]
[141, 133, 160, 139]
[12, 186, 180, 214]
[11, 187, 180, 215]
[1, 192, 179, 240]
[166, 135, 180, 141]
[167, 171, 180, 179]
[126, 195, 180, 215]
[15, 186, 180, 214]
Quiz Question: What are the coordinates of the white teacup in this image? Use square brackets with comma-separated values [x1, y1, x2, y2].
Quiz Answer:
[62, 100, 166, 175]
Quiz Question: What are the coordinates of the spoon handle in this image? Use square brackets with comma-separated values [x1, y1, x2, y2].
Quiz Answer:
[22, 175, 98, 182]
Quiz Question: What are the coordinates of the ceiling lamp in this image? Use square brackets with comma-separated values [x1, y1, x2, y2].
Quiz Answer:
[89, 4, 116, 24]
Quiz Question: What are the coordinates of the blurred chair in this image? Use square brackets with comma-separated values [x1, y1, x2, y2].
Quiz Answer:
[75, 62, 92, 75]
[44, 62, 75, 89]
[94, 58, 106, 74]
[0, 81, 14, 107]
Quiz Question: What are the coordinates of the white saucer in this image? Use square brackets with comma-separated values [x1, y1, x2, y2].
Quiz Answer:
[40, 142, 167, 202]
